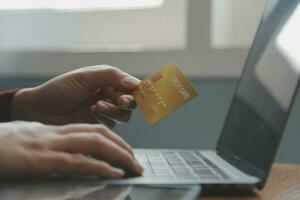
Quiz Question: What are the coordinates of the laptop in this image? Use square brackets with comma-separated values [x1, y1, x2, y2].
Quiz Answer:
[104, 0, 300, 189]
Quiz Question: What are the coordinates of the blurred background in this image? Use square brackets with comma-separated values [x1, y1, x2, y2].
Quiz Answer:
[0, 0, 299, 163]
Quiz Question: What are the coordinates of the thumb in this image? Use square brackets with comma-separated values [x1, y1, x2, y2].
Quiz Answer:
[75, 65, 141, 92]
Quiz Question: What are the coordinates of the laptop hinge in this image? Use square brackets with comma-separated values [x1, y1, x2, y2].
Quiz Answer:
[217, 147, 267, 189]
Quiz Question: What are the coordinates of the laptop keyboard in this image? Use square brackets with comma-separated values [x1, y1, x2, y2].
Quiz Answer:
[135, 151, 230, 180]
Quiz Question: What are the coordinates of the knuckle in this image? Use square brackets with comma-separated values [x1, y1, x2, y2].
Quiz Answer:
[107, 66, 121, 76]
[107, 66, 118, 71]
[69, 154, 86, 167]
[96, 124, 117, 136]
[88, 133, 106, 146]
[94, 125, 109, 133]
[28, 121, 45, 128]
[58, 123, 79, 132]
[71, 153, 86, 161]
[25, 141, 45, 150]
[74, 70, 87, 83]
[32, 121, 44, 126]
[23, 122, 46, 133]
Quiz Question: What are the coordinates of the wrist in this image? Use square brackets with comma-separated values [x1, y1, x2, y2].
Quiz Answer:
[12, 87, 40, 121]
[0, 89, 20, 122]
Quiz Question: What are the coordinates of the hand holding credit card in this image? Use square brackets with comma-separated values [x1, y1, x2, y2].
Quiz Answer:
[133, 62, 198, 124]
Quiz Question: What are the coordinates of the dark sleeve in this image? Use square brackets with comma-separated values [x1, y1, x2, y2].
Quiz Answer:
[0, 89, 20, 122]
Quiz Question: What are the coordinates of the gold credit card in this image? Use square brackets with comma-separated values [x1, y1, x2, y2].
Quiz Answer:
[133, 62, 198, 125]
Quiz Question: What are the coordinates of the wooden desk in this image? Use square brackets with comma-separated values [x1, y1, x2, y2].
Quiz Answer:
[200, 163, 300, 200]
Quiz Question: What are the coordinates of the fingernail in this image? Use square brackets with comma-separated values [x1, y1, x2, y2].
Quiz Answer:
[134, 160, 144, 174]
[113, 168, 125, 177]
[121, 76, 140, 87]
[121, 98, 131, 107]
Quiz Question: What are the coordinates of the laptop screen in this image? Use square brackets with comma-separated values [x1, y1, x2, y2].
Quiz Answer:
[217, 0, 300, 177]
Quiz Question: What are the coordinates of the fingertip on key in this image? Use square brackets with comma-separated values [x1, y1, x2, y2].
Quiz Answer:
[134, 160, 144, 175]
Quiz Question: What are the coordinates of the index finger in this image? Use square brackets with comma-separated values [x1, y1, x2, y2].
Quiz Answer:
[56, 124, 134, 156]
[38, 152, 125, 178]
[51, 133, 143, 175]
[75, 65, 141, 92]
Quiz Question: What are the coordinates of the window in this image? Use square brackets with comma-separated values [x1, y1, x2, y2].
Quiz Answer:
[0, 0, 186, 52]
[0, 0, 164, 11]
[211, 0, 266, 49]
